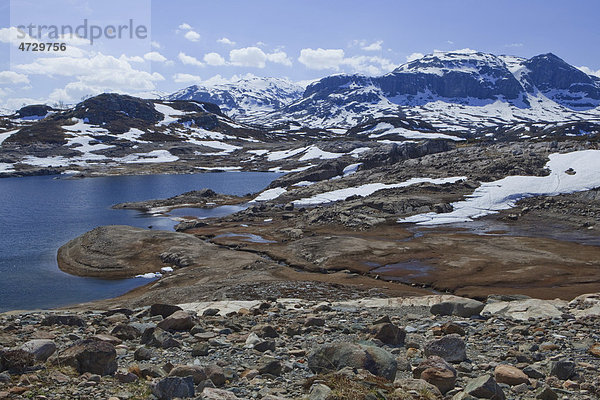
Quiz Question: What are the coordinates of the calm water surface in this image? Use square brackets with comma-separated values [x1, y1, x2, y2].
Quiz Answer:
[0, 172, 281, 312]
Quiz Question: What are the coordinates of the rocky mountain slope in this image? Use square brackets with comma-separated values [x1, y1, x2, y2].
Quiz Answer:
[249, 50, 600, 135]
[2, 50, 600, 178]
[167, 76, 304, 120]
[0, 93, 360, 177]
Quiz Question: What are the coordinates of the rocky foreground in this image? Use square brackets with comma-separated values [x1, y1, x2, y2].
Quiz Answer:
[1, 294, 599, 400]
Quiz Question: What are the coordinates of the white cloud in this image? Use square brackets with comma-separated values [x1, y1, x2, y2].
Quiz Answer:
[217, 37, 235, 46]
[406, 52, 424, 62]
[0, 71, 30, 85]
[578, 66, 600, 78]
[0, 27, 38, 45]
[178, 52, 204, 67]
[229, 47, 267, 68]
[362, 40, 383, 51]
[298, 48, 395, 75]
[342, 55, 396, 75]
[178, 23, 192, 30]
[173, 73, 202, 84]
[121, 55, 144, 63]
[12, 52, 164, 103]
[298, 48, 346, 70]
[151, 41, 161, 49]
[266, 51, 292, 67]
[144, 51, 168, 62]
[184, 30, 201, 42]
[204, 52, 226, 66]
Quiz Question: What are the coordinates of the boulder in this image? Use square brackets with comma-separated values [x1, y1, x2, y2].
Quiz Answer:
[168, 365, 207, 384]
[157, 310, 194, 331]
[308, 342, 397, 381]
[150, 304, 183, 318]
[424, 334, 467, 363]
[430, 298, 485, 317]
[308, 383, 332, 400]
[111, 324, 141, 340]
[257, 356, 282, 376]
[463, 375, 505, 400]
[421, 367, 456, 394]
[205, 364, 226, 386]
[371, 322, 406, 346]
[0, 350, 34, 373]
[141, 328, 181, 349]
[21, 339, 56, 362]
[550, 359, 575, 380]
[413, 356, 457, 394]
[493, 364, 529, 386]
[535, 386, 558, 400]
[151, 376, 194, 400]
[58, 339, 117, 375]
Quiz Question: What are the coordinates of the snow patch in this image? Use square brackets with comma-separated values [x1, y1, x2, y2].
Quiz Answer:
[294, 176, 466, 206]
[399, 150, 600, 225]
[250, 187, 287, 202]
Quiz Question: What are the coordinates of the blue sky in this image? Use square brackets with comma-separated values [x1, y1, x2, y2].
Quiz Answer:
[1, 0, 599, 109]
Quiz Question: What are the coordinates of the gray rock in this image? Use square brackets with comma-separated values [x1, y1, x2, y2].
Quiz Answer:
[141, 327, 181, 348]
[57, 339, 117, 375]
[134, 346, 155, 361]
[431, 298, 484, 317]
[523, 364, 545, 379]
[308, 342, 397, 381]
[550, 359, 575, 380]
[202, 308, 220, 316]
[150, 304, 183, 318]
[41, 315, 85, 327]
[535, 386, 558, 400]
[111, 324, 141, 340]
[201, 387, 241, 399]
[205, 364, 226, 386]
[308, 383, 332, 400]
[371, 322, 406, 346]
[168, 365, 207, 384]
[191, 342, 209, 356]
[424, 334, 467, 363]
[21, 339, 56, 362]
[463, 375, 505, 400]
[257, 356, 282, 376]
[0, 349, 34, 373]
[151, 376, 194, 400]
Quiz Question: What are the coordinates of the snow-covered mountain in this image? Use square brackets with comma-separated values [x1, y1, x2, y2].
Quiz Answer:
[167, 75, 304, 121]
[250, 50, 600, 134]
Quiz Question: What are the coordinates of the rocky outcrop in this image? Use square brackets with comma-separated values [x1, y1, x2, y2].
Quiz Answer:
[57, 225, 208, 278]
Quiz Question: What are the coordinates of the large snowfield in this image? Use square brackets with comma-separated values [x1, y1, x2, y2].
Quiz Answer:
[399, 150, 600, 225]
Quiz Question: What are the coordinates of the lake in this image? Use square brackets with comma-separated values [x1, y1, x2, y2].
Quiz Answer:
[0, 172, 281, 312]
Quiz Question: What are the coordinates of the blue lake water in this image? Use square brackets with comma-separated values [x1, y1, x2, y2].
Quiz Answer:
[0, 172, 281, 312]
